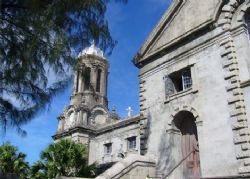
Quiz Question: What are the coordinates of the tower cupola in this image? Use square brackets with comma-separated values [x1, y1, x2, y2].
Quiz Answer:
[71, 43, 109, 110]
[56, 43, 110, 134]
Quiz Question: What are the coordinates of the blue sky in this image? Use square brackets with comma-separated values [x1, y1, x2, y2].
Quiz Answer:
[1, 0, 172, 164]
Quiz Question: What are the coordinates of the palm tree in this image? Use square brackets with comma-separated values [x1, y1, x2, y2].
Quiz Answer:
[0, 142, 29, 179]
[29, 161, 47, 179]
[29, 139, 96, 179]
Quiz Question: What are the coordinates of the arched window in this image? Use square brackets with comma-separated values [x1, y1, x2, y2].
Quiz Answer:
[84, 67, 91, 90]
[245, 13, 250, 38]
[96, 69, 102, 92]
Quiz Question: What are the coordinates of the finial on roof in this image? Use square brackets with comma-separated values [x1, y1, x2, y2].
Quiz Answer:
[126, 106, 133, 117]
[90, 40, 95, 45]
[112, 105, 116, 112]
[78, 41, 104, 58]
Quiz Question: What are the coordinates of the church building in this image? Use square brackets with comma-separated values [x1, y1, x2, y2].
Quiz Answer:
[53, 43, 141, 168]
[54, 0, 250, 178]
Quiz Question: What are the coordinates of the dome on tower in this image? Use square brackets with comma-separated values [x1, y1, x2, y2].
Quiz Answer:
[78, 42, 104, 58]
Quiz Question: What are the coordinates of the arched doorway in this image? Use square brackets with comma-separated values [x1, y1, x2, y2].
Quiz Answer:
[173, 111, 200, 179]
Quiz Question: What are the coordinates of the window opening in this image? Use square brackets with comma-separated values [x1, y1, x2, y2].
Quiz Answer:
[127, 136, 136, 150]
[84, 67, 91, 90]
[165, 67, 192, 97]
[76, 70, 79, 93]
[96, 69, 102, 92]
[182, 69, 192, 90]
[104, 143, 112, 154]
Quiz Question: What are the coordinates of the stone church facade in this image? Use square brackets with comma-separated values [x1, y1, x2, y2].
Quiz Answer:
[54, 0, 250, 178]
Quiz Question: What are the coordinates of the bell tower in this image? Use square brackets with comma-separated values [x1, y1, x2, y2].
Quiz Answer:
[54, 43, 112, 143]
[71, 43, 108, 112]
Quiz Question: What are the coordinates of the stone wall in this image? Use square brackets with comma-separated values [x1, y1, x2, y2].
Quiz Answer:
[88, 120, 140, 165]
[95, 154, 156, 179]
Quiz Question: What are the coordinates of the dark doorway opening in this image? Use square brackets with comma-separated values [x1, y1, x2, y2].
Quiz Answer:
[173, 111, 200, 179]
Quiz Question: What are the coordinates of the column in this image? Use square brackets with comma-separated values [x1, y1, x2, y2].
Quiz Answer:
[73, 71, 78, 94]
[101, 70, 107, 96]
[79, 69, 83, 92]
[91, 67, 97, 91]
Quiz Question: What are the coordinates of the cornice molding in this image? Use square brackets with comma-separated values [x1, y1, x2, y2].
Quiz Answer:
[52, 115, 141, 140]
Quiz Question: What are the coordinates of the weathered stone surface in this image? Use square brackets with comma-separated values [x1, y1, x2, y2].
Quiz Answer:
[134, 0, 250, 178]
[54, 0, 250, 178]
[53, 45, 141, 168]
[135, 0, 223, 64]
[95, 154, 156, 179]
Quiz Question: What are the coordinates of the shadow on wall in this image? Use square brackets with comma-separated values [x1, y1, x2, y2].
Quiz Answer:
[156, 127, 181, 177]
[142, 112, 152, 155]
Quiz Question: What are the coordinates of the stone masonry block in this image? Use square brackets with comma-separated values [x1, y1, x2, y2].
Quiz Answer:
[239, 166, 250, 174]
[234, 136, 249, 144]
[236, 115, 248, 122]
[239, 128, 250, 136]
[140, 98, 146, 102]
[220, 38, 233, 46]
[227, 53, 236, 59]
[139, 80, 146, 84]
[224, 12, 233, 19]
[140, 89, 146, 93]
[223, 24, 232, 30]
[233, 89, 243, 96]
[229, 64, 239, 71]
[228, 95, 242, 104]
[230, 108, 245, 117]
[224, 42, 235, 48]
[223, 59, 237, 68]
[229, 0, 239, 8]
[226, 83, 240, 91]
[230, 77, 240, 84]
[220, 47, 234, 57]
[236, 151, 250, 159]
[222, 5, 235, 12]
[232, 121, 248, 130]
[241, 143, 250, 151]
[244, 158, 250, 166]
[235, 102, 245, 109]
[224, 71, 238, 80]
[218, 18, 230, 25]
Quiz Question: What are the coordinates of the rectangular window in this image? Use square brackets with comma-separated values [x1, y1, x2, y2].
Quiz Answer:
[165, 67, 192, 96]
[127, 136, 136, 150]
[182, 69, 192, 90]
[104, 143, 112, 154]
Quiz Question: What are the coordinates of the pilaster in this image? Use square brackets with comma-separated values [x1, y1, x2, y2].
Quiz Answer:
[220, 36, 250, 175]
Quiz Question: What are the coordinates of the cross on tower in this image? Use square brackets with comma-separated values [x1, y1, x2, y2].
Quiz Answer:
[126, 106, 133, 117]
